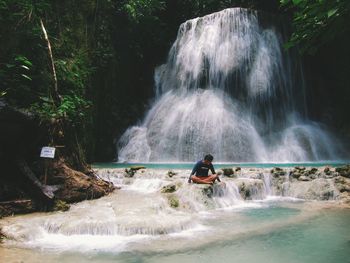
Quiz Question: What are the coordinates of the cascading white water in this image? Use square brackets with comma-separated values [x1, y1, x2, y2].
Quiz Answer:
[118, 8, 346, 163]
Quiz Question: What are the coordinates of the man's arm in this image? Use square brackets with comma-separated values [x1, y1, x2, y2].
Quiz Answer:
[210, 164, 221, 182]
[188, 162, 199, 183]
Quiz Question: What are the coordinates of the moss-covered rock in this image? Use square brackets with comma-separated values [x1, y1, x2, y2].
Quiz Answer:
[53, 200, 70, 212]
[200, 185, 214, 198]
[161, 184, 177, 193]
[167, 195, 179, 208]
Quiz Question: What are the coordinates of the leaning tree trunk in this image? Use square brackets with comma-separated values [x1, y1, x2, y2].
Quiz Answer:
[40, 19, 61, 106]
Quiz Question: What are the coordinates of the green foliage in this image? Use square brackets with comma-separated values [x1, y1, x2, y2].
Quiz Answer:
[0, 55, 35, 106]
[31, 94, 91, 124]
[280, 0, 350, 54]
[122, 0, 165, 22]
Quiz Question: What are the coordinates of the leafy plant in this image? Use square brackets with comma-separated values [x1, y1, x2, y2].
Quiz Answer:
[281, 0, 350, 54]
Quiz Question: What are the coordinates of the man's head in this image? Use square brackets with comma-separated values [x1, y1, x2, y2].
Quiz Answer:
[203, 154, 214, 164]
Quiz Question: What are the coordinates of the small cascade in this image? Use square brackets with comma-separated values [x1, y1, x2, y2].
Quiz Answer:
[1, 166, 344, 253]
[263, 173, 273, 196]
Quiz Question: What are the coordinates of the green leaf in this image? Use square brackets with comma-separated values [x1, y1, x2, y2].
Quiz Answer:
[20, 65, 30, 70]
[327, 8, 338, 18]
[292, 0, 303, 5]
[21, 74, 32, 81]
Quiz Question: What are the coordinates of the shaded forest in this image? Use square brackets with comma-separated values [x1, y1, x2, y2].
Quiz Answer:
[1, 0, 349, 166]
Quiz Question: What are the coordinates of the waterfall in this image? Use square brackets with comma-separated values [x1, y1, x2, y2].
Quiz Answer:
[118, 7, 344, 162]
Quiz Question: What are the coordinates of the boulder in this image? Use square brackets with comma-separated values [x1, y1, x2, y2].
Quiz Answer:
[221, 168, 234, 177]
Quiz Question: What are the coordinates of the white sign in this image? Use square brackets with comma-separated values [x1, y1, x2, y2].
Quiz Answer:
[40, 147, 56, 158]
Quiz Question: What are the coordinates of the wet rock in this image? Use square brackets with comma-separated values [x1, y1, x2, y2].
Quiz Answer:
[161, 184, 177, 193]
[130, 166, 146, 171]
[0, 199, 36, 217]
[271, 167, 286, 177]
[235, 167, 241, 172]
[298, 176, 311, 181]
[167, 170, 176, 177]
[124, 168, 135, 177]
[288, 178, 339, 200]
[237, 179, 265, 200]
[310, 168, 318, 174]
[335, 165, 350, 178]
[291, 172, 302, 179]
[334, 176, 350, 193]
[239, 182, 250, 199]
[124, 166, 146, 177]
[334, 176, 346, 184]
[337, 184, 350, 193]
[221, 168, 234, 177]
[167, 194, 179, 208]
[324, 167, 331, 175]
[53, 200, 70, 212]
[295, 166, 306, 171]
[193, 184, 214, 198]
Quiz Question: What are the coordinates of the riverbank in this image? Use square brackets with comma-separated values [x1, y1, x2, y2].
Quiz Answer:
[0, 160, 115, 218]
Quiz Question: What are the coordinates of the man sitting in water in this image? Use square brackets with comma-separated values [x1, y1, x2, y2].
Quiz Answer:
[188, 154, 221, 184]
